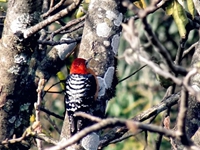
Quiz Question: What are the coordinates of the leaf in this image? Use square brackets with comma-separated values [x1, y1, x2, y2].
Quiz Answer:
[75, 0, 89, 18]
[133, 0, 146, 9]
[76, 6, 86, 18]
[29, 114, 35, 123]
[165, 1, 174, 15]
[164, 0, 189, 37]
[56, 71, 66, 90]
[85, 0, 90, 3]
[172, 0, 189, 38]
[0, 0, 7, 2]
[187, 0, 195, 18]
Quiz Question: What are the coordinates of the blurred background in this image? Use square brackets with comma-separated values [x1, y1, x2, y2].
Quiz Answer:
[0, 1, 199, 149]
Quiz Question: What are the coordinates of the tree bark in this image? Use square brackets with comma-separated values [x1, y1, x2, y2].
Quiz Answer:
[0, 0, 42, 149]
[60, 0, 124, 149]
[78, 0, 123, 118]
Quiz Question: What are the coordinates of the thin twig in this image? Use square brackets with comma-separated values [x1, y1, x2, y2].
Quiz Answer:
[104, 114, 159, 147]
[118, 65, 147, 84]
[175, 39, 187, 66]
[183, 68, 198, 96]
[46, 118, 178, 150]
[182, 42, 198, 59]
[35, 79, 46, 150]
[171, 39, 187, 94]
[38, 37, 81, 46]
[96, 93, 180, 148]
[42, 0, 66, 18]
[44, 115, 61, 134]
[43, 90, 63, 94]
[60, 22, 84, 34]
[1, 131, 27, 145]
[176, 68, 197, 147]
[74, 112, 102, 122]
[40, 107, 64, 120]
[22, 0, 81, 38]
[35, 133, 58, 145]
[132, 53, 183, 86]
[139, 16, 187, 75]
[48, 16, 85, 40]
[42, 80, 65, 98]
[1, 122, 42, 145]
[155, 106, 170, 150]
[125, 0, 187, 75]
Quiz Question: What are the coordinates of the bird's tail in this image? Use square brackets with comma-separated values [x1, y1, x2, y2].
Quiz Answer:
[69, 114, 92, 135]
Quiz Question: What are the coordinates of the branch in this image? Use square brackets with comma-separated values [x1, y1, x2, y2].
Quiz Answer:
[121, 0, 187, 75]
[35, 79, 46, 150]
[40, 107, 64, 120]
[99, 92, 180, 148]
[0, 0, 42, 148]
[36, 34, 77, 80]
[37, 37, 81, 46]
[42, 0, 66, 18]
[46, 118, 177, 150]
[60, 0, 124, 148]
[46, 111, 200, 150]
[173, 69, 198, 149]
[182, 42, 198, 59]
[21, 0, 81, 39]
[139, 15, 187, 75]
[47, 16, 85, 41]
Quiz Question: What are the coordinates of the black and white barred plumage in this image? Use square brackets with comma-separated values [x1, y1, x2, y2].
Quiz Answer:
[65, 74, 97, 134]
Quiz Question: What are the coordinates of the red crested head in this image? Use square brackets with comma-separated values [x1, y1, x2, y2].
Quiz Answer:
[70, 58, 89, 74]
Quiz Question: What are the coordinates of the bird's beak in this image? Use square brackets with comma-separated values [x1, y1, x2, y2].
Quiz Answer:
[85, 58, 93, 67]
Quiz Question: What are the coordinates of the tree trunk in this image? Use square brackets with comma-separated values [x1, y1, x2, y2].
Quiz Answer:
[60, 0, 123, 149]
[0, 0, 42, 149]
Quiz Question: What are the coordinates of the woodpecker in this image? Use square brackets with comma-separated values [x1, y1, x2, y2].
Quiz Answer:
[65, 58, 98, 135]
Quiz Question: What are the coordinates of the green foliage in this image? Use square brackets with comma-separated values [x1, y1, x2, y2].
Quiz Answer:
[187, 0, 195, 18]
[105, 37, 164, 149]
[165, 0, 196, 38]
[0, 0, 7, 3]
[105, 3, 198, 149]
[75, 0, 89, 18]
[24, 1, 198, 149]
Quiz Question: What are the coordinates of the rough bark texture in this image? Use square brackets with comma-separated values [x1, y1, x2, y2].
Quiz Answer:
[172, 41, 200, 150]
[188, 41, 200, 138]
[60, 0, 123, 149]
[0, 0, 42, 149]
[78, 0, 122, 118]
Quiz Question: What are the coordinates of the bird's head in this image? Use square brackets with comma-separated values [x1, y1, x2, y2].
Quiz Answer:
[70, 58, 89, 74]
